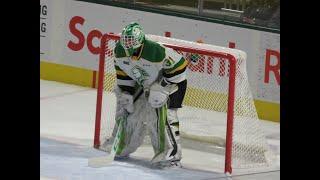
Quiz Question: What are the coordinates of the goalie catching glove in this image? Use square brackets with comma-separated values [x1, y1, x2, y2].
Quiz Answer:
[147, 80, 178, 108]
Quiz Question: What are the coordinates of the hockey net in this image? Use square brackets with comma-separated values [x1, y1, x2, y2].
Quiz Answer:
[94, 33, 273, 174]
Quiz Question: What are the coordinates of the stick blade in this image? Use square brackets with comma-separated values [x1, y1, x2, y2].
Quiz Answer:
[88, 156, 114, 168]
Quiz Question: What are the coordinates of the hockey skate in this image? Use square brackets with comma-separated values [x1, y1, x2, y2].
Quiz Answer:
[152, 160, 182, 169]
[114, 154, 130, 161]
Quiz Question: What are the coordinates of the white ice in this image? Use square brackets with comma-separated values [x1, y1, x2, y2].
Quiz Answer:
[40, 79, 280, 180]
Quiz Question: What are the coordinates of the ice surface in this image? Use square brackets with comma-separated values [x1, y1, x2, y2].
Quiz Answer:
[40, 79, 280, 180]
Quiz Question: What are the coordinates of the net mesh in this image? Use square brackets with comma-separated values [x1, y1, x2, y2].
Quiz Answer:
[96, 34, 273, 171]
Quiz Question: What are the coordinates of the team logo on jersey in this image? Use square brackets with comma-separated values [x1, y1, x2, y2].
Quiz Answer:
[131, 66, 149, 86]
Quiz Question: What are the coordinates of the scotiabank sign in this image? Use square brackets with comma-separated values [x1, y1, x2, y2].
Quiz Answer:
[66, 15, 280, 88]
[58, 0, 279, 103]
[264, 49, 280, 86]
[67, 16, 103, 55]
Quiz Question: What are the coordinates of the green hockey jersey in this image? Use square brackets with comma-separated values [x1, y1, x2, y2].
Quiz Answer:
[114, 38, 188, 93]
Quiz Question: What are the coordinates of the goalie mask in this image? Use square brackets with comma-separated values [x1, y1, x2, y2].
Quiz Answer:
[120, 22, 145, 56]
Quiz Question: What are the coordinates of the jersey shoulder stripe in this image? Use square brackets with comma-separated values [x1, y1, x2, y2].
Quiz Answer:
[115, 65, 130, 77]
[164, 57, 188, 74]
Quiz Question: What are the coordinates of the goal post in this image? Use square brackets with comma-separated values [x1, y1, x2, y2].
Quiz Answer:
[93, 33, 272, 174]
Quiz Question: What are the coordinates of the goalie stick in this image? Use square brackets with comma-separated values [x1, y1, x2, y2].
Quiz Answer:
[88, 87, 144, 168]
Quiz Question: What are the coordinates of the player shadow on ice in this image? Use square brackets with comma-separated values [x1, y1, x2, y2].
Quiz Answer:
[40, 137, 227, 179]
[40, 137, 106, 159]
[112, 156, 227, 180]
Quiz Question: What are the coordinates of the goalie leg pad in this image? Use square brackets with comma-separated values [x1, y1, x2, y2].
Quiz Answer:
[99, 102, 128, 152]
[115, 88, 135, 113]
[148, 104, 182, 166]
[100, 94, 148, 156]
[167, 108, 180, 141]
